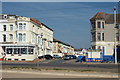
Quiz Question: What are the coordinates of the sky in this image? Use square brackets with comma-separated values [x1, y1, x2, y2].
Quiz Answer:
[2, 2, 119, 48]
[1, 0, 120, 2]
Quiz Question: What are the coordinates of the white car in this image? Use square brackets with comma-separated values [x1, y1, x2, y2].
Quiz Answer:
[53, 55, 62, 59]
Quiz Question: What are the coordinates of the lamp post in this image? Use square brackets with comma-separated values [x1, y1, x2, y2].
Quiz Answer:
[114, 6, 117, 64]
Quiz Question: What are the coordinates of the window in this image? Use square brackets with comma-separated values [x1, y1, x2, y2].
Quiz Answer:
[48, 41, 50, 47]
[92, 22, 95, 29]
[35, 34, 37, 43]
[8, 59, 11, 60]
[19, 23, 22, 30]
[15, 59, 18, 61]
[32, 33, 34, 42]
[102, 33, 104, 41]
[9, 16, 15, 19]
[4, 15, 7, 19]
[7, 48, 12, 54]
[91, 32, 96, 41]
[3, 34, 6, 42]
[18, 33, 22, 41]
[23, 33, 26, 41]
[28, 48, 33, 54]
[3, 25, 6, 31]
[21, 48, 27, 54]
[38, 36, 40, 44]
[9, 34, 13, 41]
[92, 46, 95, 49]
[21, 59, 26, 61]
[42, 39, 44, 45]
[102, 22, 104, 29]
[31, 49, 34, 54]
[14, 48, 18, 54]
[10, 24, 13, 31]
[97, 33, 101, 41]
[97, 22, 101, 28]
[23, 23, 26, 30]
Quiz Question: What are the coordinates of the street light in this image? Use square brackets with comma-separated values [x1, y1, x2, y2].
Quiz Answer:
[114, 6, 117, 64]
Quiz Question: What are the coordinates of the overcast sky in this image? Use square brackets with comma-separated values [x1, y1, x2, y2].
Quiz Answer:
[2, 2, 119, 48]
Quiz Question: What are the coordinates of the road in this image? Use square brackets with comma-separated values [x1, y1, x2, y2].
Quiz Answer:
[2, 59, 118, 73]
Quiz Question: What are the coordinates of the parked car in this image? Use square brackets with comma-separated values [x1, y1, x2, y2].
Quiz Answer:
[44, 55, 53, 60]
[71, 55, 77, 59]
[53, 55, 62, 59]
[64, 55, 73, 60]
[38, 56, 44, 59]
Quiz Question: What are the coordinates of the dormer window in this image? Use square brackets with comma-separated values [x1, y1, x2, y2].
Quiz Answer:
[9, 16, 15, 19]
[4, 15, 7, 19]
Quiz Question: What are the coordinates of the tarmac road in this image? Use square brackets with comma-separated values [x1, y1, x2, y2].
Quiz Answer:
[2, 59, 118, 73]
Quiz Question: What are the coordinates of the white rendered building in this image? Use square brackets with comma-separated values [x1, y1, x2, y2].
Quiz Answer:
[0, 14, 53, 61]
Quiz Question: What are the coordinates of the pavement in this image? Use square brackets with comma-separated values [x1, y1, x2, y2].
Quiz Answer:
[1, 70, 118, 78]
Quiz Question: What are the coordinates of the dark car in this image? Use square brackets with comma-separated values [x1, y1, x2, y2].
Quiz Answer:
[38, 56, 44, 59]
[44, 55, 53, 59]
[71, 55, 76, 59]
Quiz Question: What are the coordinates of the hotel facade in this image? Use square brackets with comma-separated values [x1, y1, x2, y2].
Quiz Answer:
[90, 12, 120, 57]
[0, 14, 53, 61]
[53, 38, 74, 56]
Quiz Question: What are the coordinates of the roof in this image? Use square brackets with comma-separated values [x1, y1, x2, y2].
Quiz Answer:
[30, 18, 53, 31]
[74, 49, 82, 51]
[30, 18, 41, 27]
[53, 38, 74, 48]
[0, 14, 53, 31]
[41, 23, 53, 31]
[90, 12, 120, 24]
